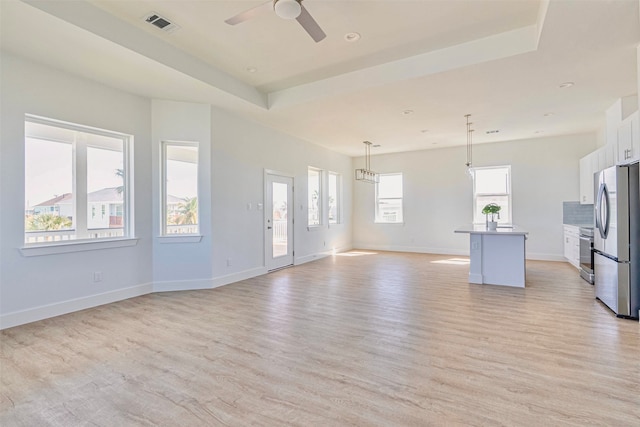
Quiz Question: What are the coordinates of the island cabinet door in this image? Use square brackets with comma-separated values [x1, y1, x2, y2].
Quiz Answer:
[481, 234, 526, 287]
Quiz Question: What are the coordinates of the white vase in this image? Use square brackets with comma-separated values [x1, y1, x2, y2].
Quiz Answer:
[487, 221, 498, 231]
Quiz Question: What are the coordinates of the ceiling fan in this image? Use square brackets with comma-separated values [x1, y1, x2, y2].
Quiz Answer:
[225, 0, 326, 43]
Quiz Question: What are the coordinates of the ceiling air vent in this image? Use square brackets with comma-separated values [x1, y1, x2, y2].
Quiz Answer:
[143, 12, 180, 33]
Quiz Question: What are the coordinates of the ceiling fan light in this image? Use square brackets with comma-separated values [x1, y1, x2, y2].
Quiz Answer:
[274, 0, 302, 20]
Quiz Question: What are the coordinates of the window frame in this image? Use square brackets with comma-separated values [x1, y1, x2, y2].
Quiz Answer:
[375, 172, 404, 224]
[307, 167, 323, 227]
[472, 165, 512, 225]
[160, 140, 200, 237]
[327, 171, 341, 225]
[23, 115, 134, 252]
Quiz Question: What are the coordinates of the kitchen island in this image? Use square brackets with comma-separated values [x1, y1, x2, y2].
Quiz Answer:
[454, 225, 528, 287]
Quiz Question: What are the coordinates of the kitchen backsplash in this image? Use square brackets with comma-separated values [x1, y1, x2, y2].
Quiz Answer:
[563, 201, 594, 225]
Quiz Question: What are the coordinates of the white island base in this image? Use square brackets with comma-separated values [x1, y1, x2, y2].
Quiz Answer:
[455, 225, 528, 288]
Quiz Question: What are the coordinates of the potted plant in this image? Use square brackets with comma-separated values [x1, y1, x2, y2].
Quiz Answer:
[482, 203, 501, 230]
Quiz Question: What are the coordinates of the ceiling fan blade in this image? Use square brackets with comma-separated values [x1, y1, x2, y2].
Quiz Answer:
[225, 1, 273, 25]
[296, 4, 326, 42]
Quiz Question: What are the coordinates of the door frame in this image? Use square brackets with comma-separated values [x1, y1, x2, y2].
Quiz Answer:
[264, 169, 295, 270]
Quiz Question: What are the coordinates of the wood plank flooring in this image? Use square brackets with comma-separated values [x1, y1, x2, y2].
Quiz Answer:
[1, 251, 639, 426]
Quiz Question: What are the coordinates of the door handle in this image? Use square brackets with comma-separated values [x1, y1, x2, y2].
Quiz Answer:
[267, 226, 272, 229]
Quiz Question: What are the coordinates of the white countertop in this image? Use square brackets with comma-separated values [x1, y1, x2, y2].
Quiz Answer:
[454, 225, 528, 235]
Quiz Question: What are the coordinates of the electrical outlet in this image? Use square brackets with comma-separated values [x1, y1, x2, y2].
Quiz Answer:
[93, 271, 103, 283]
[226, 258, 232, 267]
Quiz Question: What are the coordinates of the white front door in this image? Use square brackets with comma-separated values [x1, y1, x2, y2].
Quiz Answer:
[265, 172, 294, 270]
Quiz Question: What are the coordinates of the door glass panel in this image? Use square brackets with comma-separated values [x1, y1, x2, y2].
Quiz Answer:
[272, 182, 288, 258]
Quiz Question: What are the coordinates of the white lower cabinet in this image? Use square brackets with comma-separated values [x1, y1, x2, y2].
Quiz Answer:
[563, 225, 580, 269]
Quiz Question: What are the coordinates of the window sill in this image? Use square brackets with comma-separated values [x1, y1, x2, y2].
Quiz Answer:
[20, 237, 139, 257]
[158, 235, 203, 244]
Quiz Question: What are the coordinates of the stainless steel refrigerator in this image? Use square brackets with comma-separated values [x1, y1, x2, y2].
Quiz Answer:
[593, 162, 640, 319]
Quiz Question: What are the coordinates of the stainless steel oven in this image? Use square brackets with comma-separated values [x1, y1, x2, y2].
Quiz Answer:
[579, 227, 594, 284]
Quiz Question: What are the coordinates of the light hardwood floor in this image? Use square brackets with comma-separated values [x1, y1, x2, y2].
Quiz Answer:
[1, 251, 639, 426]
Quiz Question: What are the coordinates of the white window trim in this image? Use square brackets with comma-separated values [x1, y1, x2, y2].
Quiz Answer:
[328, 171, 341, 225]
[157, 235, 203, 244]
[375, 172, 404, 224]
[307, 166, 324, 228]
[472, 165, 512, 224]
[20, 238, 138, 257]
[160, 140, 201, 238]
[24, 115, 134, 248]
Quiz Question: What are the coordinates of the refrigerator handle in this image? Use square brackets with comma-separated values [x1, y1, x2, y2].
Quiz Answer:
[596, 183, 610, 239]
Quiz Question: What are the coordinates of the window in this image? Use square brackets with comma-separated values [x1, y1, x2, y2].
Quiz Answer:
[376, 173, 403, 223]
[473, 166, 511, 224]
[308, 167, 322, 226]
[328, 172, 341, 224]
[24, 116, 132, 244]
[162, 142, 199, 235]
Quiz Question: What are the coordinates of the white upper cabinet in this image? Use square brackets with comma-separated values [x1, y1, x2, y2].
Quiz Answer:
[579, 154, 594, 204]
[617, 111, 640, 164]
[579, 144, 617, 205]
[606, 98, 622, 146]
[580, 98, 638, 205]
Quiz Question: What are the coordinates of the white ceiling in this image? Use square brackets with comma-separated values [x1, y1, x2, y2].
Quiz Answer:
[2, 0, 639, 156]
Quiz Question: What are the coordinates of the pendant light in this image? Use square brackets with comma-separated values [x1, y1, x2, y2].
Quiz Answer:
[465, 114, 474, 177]
[355, 141, 379, 184]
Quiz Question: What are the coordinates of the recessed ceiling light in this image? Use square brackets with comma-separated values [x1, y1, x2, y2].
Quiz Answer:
[534, 130, 544, 134]
[344, 32, 361, 42]
[421, 129, 429, 133]
[544, 112, 554, 117]
[559, 82, 574, 88]
[432, 142, 438, 145]
[403, 110, 414, 115]
[486, 130, 500, 134]
[246, 67, 257, 73]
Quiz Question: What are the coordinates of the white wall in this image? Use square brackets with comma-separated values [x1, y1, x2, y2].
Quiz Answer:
[0, 54, 154, 326]
[0, 53, 354, 328]
[151, 101, 214, 287]
[353, 133, 597, 260]
[150, 100, 354, 291]
[209, 107, 353, 269]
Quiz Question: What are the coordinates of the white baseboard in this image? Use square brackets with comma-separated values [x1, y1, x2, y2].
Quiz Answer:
[212, 267, 268, 287]
[152, 278, 216, 292]
[294, 244, 353, 265]
[295, 252, 330, 265]
[1, 246, 562, 330]
[153, 267, 267, 292]
[0, 282, 153, 330]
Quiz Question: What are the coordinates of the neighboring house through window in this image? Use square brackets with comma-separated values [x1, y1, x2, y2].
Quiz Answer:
[24, 115, 132, 244]
[473, 165, 512, 224]
[328, 172, 341, 224]
[308, 167, 322, 226]
[376, 173, 403, 223]
[162, 141, 199, 235]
